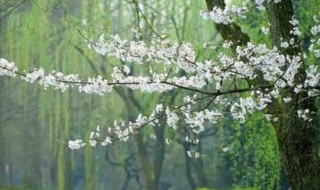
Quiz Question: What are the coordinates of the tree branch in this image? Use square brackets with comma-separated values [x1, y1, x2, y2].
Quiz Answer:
[205, 0, 250, 51]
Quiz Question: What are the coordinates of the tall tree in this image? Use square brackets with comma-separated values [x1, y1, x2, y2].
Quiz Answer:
[205, 0, 320, 189]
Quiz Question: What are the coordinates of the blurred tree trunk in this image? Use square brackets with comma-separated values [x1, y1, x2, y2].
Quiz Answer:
[182, 141, 207, 189]
[0, 13, 6, 188]
[0, 84, 5, 186]
[121, 88, 165, 190]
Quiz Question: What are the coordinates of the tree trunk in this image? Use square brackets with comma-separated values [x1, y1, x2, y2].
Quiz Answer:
[266, 0, 320, 188]
[182, 141, 207, 189]
[205, 0, 320, 189]
[272, 105, 320, 189]
[125, 88, 165, 190]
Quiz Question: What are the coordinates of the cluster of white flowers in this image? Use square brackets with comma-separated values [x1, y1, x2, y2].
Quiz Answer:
[1, 34, 319, 123]
[88, 34, 196, 73]
[68, 139, 85, 150]
[185, 136, 199, 144]
[1, 35, 320, 149]
[297, 109, 311, 121]
[207, 43, 288, 84]
[254, 0, 281, 10]
[88, 125, 101, 146]
[222, 147, 229, 153]
[231, 97, 257, 123]
[22, 69, 82, 91]
[67, 93, 224, 149]
[200, 4, 248, 25]
[79, 76, 112, 95]
[305, 66, 320, 87]
[111, 67, 175, 93]
[165, 138, 172, 145]
[165, 107, 179, 129]
[309, 15, 320, 58]
[280, 41, 289, 49]
[311, 25, 320, 36]
[289, 16, 301, 36]
[187, 150, 201, 158]
[0, 58, 17, 77]
[184, 110, 222, 133]
[3, 12, 320, 154]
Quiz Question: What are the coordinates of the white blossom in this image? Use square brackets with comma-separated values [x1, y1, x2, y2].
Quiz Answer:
[261, 26, 269, 35]
[200, 4, 248, 25]
[123, 65, 130, 75]
[68, 139, 85, 150]
[283, 97, 292, 103]
[297, 109, 310, 121]
[150, 134, 157, 140]
[2, 15, 320, 150]
[0, 58, 17, 76]
[101, 136, 112, 146]
[265, 114, 272, 121]
[89, 140, 97, 147]
[195, 152, 200, 158]
[166, 107, 179, 129]
[165, 138, 172, 145]
[280, 42, 289, 48]
[79, 76, 112, 95]
[187, 151, 192, 158]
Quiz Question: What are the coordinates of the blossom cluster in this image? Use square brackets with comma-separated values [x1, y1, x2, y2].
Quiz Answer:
[2, 34, 320, 150]
[309, 14, 320, 58]
[0, 58, 17, 77]
[254, 0, 282, 10]
[68, 139, 85, 150]
[2, 13, 320, 156]
[200, 4, 248, 25]
[68, 101, 215, 150]
[88, 34, 196, 73]
[200, 0, 283, 25]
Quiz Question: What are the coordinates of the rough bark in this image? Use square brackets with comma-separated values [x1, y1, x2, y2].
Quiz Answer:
[205, 0, 320, 189]
[271, 105, 320, 189]
[266, 1, 320, 189]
